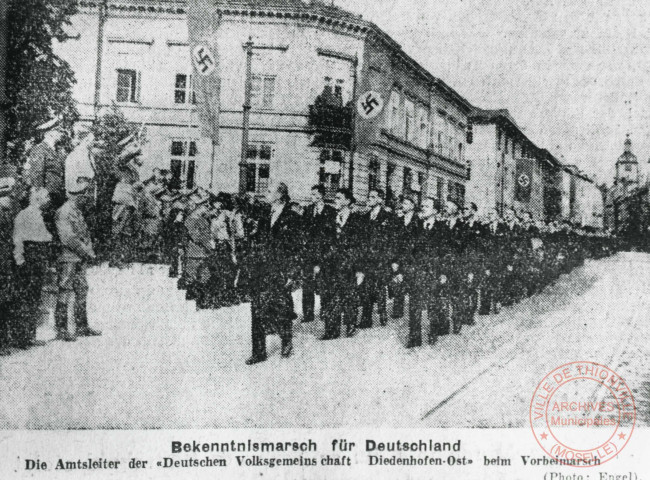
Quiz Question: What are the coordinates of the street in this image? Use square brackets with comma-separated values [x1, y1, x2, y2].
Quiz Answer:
[0, 252, 648, 429]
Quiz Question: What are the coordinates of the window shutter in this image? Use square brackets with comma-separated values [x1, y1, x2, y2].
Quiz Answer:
[135, 71, 142, 103]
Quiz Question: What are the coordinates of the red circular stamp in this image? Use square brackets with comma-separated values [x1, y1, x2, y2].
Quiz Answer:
[529, 361, 636, 467]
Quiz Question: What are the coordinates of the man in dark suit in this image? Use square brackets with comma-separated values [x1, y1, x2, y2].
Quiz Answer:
[479, 209, 506, 315]
[301, 184, 336, 324]
[457, 203, 485, 326]
[408, 196, 447, 347]
[360, 188, 394, 328]
[246, 183, 300, 364]
[320, 188, 367, 340]
[390, 194, 420, 320]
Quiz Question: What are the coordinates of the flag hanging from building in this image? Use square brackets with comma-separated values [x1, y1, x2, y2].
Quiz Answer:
[515, 157, 533, 202]
[187, 0, 221, 142]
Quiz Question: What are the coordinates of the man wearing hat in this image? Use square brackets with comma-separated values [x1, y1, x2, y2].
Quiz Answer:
[23, 118, 67, 239]
[54, 177, 102, 341]
[138, 182, 165, 262]
[162, 191, 186, 278]
[110, 134, 144, 267]
[24, 118, 66, 210]
[182, 188, 213, 302]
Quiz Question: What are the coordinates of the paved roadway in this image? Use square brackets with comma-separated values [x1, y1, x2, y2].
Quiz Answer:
[0, 253, 648, 429]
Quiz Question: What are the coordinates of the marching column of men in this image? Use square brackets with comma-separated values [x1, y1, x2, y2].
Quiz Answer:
[167, 181, 619, 364]
[166, 181, 619, 364]
[235, 185, 617, 363]
[0, 113, 619, 361]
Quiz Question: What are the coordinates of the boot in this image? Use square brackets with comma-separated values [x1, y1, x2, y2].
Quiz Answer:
[54, 301, 69, 336]
[281, 338, 293, 358]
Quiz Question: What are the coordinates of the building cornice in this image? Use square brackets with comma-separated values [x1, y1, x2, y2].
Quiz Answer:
[78, 0, 475, 114]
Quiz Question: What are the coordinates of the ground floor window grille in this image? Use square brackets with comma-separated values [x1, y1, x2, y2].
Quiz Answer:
[245, 143, 272, 195]
[386, 162, 396, 206]
[170, 140, 197, 190]
[319, 149, 344, 198]
[368, 158, 380, 192]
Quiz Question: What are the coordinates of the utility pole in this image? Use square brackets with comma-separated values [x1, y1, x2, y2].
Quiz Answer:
[238, 37, 254, 195]
[0, 0, 9, 164]
[94, 0, 108, 117]
[347, 54, 359, 192]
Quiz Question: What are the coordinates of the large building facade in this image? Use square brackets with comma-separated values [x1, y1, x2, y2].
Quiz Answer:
[57, 0, 470, 205]
[466, 108, 604, 227]
[466, 109, 547, 220]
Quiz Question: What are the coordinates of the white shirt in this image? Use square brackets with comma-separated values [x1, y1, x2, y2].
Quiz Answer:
[13, 205, 53, 264]
[424, 217, 436, 230]
[403, 211, 414, 226]
[313, 202, 324, 217]
[336, 208, 351, 228]
[370, 206, 381, 221]
[270, 203, 284, 227]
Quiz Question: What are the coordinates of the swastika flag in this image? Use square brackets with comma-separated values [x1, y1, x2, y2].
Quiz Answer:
[188, 0, 221, 142]
[515, 157, 534, 202]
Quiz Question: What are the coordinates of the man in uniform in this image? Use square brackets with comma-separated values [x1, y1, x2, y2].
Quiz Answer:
[183, 188, 213, 303]
[110, 134, 144, 267]
[301, 184, 336, 324]
[24, 118, 67, 227]
[55, 177, 102, 341]
[360, 188, 394, 329]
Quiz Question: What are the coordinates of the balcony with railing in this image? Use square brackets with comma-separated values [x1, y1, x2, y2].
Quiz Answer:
[308, 86, 353, 149]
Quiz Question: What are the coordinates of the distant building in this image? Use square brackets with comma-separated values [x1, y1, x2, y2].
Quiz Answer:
[606, 135, 646, 234]
[466, 108, 548, 220]
[615, 135, 639, 194]
[562, 165, 603, 229]
[56, 0, 471, 204]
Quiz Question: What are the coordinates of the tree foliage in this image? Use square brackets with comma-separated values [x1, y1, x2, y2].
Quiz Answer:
[6, 0, 79, 164]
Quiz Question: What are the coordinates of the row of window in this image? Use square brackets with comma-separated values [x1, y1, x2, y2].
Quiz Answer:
[117, 70, 353, 111]
[116, 69, 277, 109]
[497, 129, 535, 159]
[167, 139, 464, 206]
[386, 90, 466, 162]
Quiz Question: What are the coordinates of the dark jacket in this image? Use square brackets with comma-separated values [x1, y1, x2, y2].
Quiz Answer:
[392, 213, 421, 270]
[301, 203, 337, 268]
[249, 203, 301, 288]
[323, 209, 368, 283]
[364, 207, 395, 271]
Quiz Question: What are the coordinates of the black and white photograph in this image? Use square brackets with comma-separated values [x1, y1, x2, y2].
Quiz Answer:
[0, 0, 649, 477]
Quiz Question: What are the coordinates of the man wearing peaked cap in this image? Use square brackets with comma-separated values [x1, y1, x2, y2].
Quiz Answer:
[54, 177, 101, 342]
[182, 185, 213, 303]
[25, 116, 67, 232]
